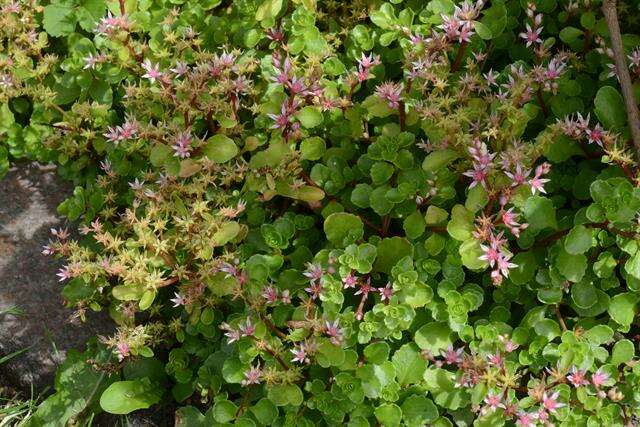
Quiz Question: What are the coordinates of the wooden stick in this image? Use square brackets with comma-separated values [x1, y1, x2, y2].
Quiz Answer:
[602, 0, 640, 159]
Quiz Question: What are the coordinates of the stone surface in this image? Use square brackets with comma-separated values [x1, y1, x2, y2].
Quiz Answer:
[0, 163, 113, 393]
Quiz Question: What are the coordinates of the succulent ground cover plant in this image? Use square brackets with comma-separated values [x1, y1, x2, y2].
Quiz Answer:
[2, 0, 640, 425]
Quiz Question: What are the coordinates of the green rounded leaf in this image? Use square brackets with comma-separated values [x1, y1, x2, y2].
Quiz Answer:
[392, 344, 427, 386]
[300, 137, 326, 160]
[401, 395, 438, 423]
[364, 342, 391, 365]
[296, 106, 323, 128]
[99, 379, 161, 415]
[212, 400, 237, 423]
[556, 248, 587, 282]
[422, 149, 458, 172]
[324, 212, 364, 247]
[564, 225, 592, 255]
[571, 280, 598, 309]
[267, 384, 303, 406]
[524, 196, 557, 231]
[608, 292, 638, 327]
[594, 86, 626, 131]
[473, 21, 492, 39]
[610, 339, 635, 365]
[212, 221, 241, 246]
[203, 134, 238, 163]
[403, 210, 426, 239]
[43, 4, 76, 37]
[250, 398, 278, 425]
[375, 403, 402, 427]
[415, 322, 453, 352]
[374, 237, 414, 274]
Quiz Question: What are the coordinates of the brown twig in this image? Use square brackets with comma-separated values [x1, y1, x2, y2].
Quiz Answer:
[118, 0, 126, 15]
[398, 100, 406, 131]
[536, 88, 548, 118]
[555, 305, 568, 332]
[157, 276, 179, 288]
[263, 344, 289, 370]
[451, 41, 467, 72]
[355, 292, 369, 321]
[260, 314, 288, 340]
[602, 0, 640, 159]
[381, 215, 391, 237]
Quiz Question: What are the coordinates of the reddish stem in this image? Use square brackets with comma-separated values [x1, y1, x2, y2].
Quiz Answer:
[260, 314, 288, 340]
[451, 41, 467, 72]
[398, 101, 406, 131]
[536, 88, 548, 117]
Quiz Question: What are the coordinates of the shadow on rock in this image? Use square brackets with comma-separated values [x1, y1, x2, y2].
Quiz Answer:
[0, 163, 113, 394]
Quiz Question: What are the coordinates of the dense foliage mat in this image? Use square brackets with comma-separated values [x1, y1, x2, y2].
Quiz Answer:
[2, 0, 640, 425]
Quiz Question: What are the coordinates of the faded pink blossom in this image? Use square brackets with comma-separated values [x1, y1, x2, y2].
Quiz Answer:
[591, 368, 609, 388]
[262, 286, 279, 304]
[441, 345, 464, 365]
[280, 289, 291, 304]
[290, 343, 310, 364]
[303, 262, 324, 282]
[487, 351, 503, 367]
[567, 366, 589, 387]
[304, 281, 323, 300]
[375, 82, 403, 109]
[56, 265, 73, 282]
[377, 283, 394, 302]
[325, 319, 343, 345]
[116, 341, 130, 361]
[542, 391, 565, 413]
[354, 277, 372, 297]
[515, 411, 538, 427]
[529, 163, 551, 195]
[586, 124, 604, 146]
[241, 365, 262, 386]
[482, 393, 504, 414]
[342, 273, 358, 289]
[519, 23, 542, 47]
[141, 59, 163, 83]
[239, 319, 255, 337]
[172, 131, 192, 158]
[170, 292, 186, 307]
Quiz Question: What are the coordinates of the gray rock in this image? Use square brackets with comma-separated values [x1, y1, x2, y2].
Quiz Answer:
[0, 163, 113, 394]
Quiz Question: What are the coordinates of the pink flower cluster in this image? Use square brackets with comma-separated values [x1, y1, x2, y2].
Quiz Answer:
[532, 58, 566, 94]
[83, 53, 108, 70]
[558, 113, 607, 147]
[219, 261, 248, 285]
[94, 11, 131, 37]
[220, 318, 255, 344]
[303, 262, 324, 300]
[241, 364, 262, 386]
[290, 340, 318, 364]
[439, 0, 484, 43]
[268, 53, 326, 138]
[374, 81, 403, 109]
[103, 117, 140, 145]
[141, 59, 165, 84]
[324, 319, 343, 345]
[519, 3, 543, 48]
[355, 53, 381, 83]
[172, 131, 192, 158]
[261, 285, 291, 304]
[566, 366, 610, 389]
[463, 139, 495, 189]
[479, 232, 517, 286]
